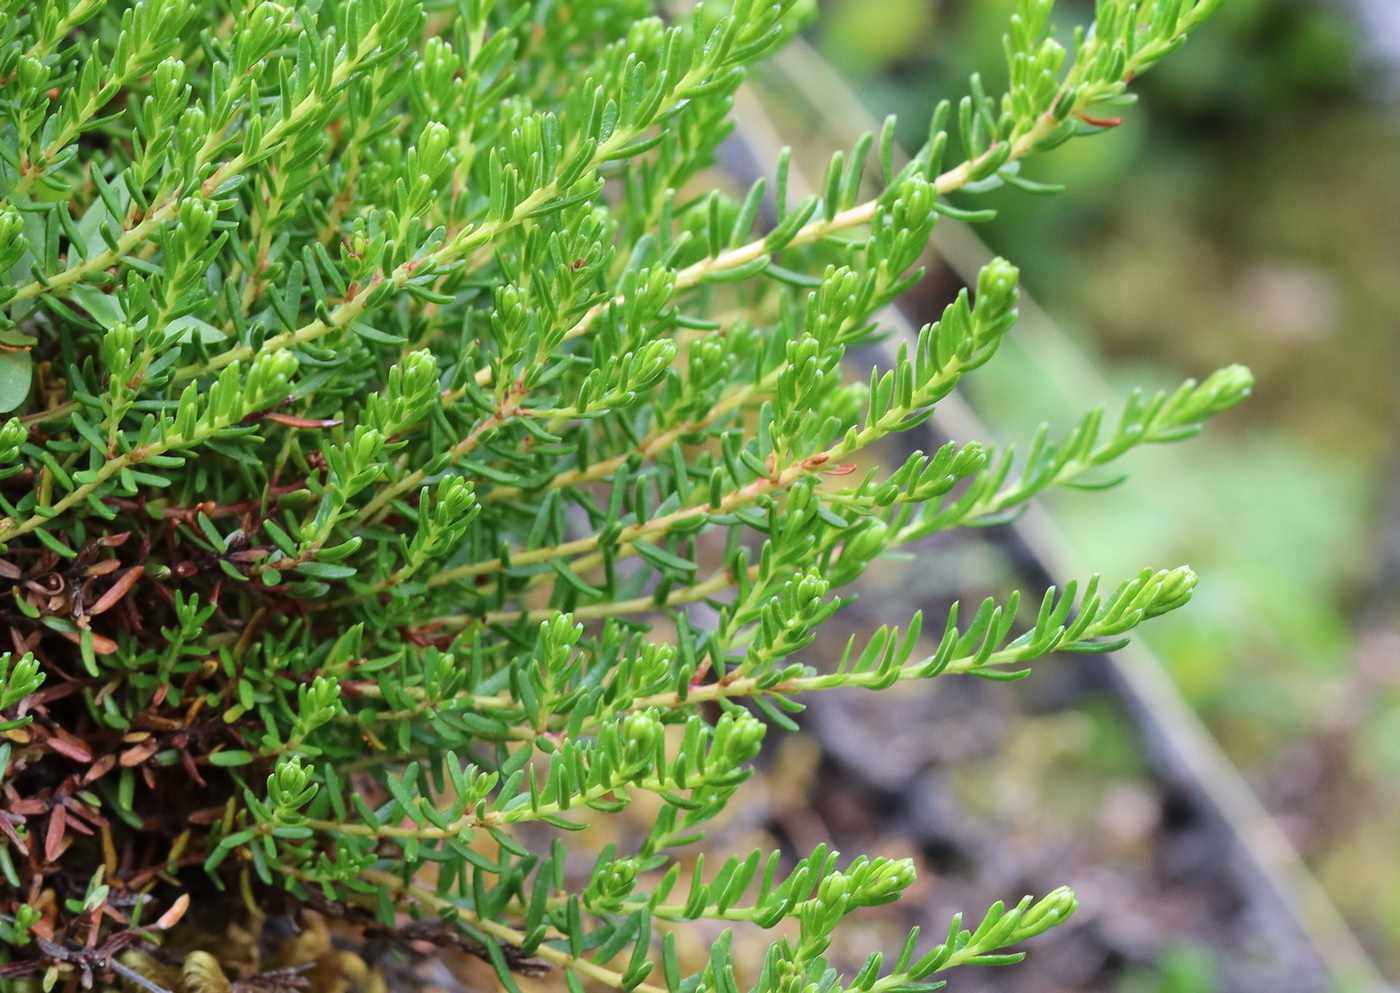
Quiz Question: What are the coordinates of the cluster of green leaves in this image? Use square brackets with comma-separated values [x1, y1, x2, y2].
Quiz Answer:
[0, 0, 1242, 991]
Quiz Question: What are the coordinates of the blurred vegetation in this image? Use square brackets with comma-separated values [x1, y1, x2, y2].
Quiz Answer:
[816, 0, 1400, 977]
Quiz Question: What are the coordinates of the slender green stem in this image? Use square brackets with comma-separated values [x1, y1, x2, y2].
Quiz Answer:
[6, 19, 388, 306]
[351, 868, 669, 993]
[428, 318, 983, 588]
[303, 763, 695, 839]
[465, 566, 745, 627]
[169, 63, 719, 384]
[0, 412, 251, 542]
[458, 79, 1086, 398]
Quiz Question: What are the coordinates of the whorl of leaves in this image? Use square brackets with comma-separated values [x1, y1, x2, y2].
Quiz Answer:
[0, 1, 1244, 991]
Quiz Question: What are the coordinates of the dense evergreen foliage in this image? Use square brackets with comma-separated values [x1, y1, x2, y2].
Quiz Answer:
[0, 1, 1244, 990]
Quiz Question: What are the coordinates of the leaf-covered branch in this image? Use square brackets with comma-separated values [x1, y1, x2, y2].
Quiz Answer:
[0, 0, 1239, 990]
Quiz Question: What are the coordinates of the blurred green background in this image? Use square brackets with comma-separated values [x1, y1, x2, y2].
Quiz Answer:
[810, 0, 1400, 981]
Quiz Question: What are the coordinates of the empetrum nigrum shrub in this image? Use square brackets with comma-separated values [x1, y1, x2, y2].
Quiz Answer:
[0, 1, 1247, 990]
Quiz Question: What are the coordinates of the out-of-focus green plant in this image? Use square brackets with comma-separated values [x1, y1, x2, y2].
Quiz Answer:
[1120, 945, 1218, 993]
[0, 0, 1242, 989]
